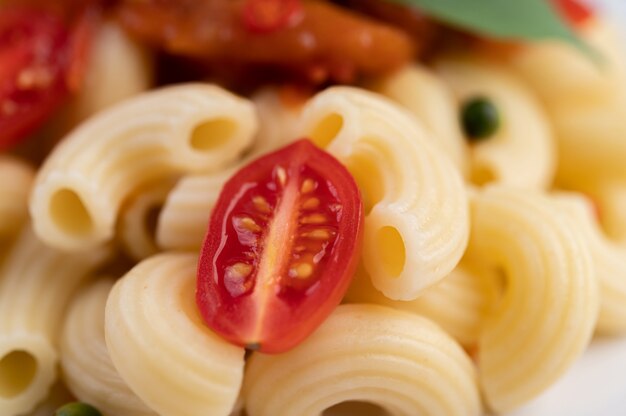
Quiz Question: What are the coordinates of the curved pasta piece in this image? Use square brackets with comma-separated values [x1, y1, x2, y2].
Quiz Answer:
[61, 278, 156, 416]
[372, 64, 468, 175]
[553, 193, 626, 334]
[469, 186, 598, 413]
[505, 20, 626, 184]
[344, 258, 498, 347]
[105, 253, 245, 416]
[118, 178, 177, 261]
[244, 304, 481, 416]
[30, 83, 257, 251]
[434, 57, 555, 189]
[299, 87, 469, 300]
[157, 169, 234, 251]
[591, 181, 626, 243]
[0, 157, 35, 240]
[0, 226, 110, 416]
[246, 87, 305, 160]
[508, 19, 626, 108]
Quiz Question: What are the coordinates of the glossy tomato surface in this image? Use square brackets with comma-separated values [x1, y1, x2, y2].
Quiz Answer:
[197, 139, 363, 353]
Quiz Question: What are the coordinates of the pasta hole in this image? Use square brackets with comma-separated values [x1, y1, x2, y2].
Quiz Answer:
[0, 350, 37, 398]
[376, 226, 406, 278]
[311, 113, 343, 148]
[50, 188, 93, 236]
[323, 401, 390, 416]
[346, 152, 384, 215]
[470, 164, 497, 186]
[190, 118, 237, 151]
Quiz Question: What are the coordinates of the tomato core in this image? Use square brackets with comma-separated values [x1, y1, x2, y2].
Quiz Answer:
[197, 139, 363, 353]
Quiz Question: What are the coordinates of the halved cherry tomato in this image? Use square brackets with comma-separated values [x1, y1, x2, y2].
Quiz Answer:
[552, 0, 593, 26]
[197, 139, 363, 353]
[0, 8, 71, 150]
[242, 0, 303, 34]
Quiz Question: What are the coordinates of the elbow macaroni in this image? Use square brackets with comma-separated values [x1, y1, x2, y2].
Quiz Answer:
[0, 226, 110, 416]
[434, 57, 555, 189]
[469, 186, 598, 413]
[373, 64, 468, 175]
[244, 304, 482, 416]
[300, 87, 469, 300]
[30, 84, 257, 251]
[61, 278, 156, 416]
[105, 253, 245, 416]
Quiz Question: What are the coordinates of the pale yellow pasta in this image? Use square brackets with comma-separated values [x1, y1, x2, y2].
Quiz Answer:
[246, 87, 305, 160]
[30, 84, 257, 251]
[60, 278, 156, 416]
[299, 87, 469, 300]
[508, 19, 626, 107]
[372, 64, 468, 175]
[0, 156, 35, 239]
[553, 192, 626, 334]
[434, 57, 555, 189]
[117, 178, 177, 261]
[0, 226, 109, 416]
[244, 304, 481, 416]
[105, 253, 245, 416]
[156, 169, 234, 251]
[469, 186, 598, 413]
[589, 181, 626, 243]
[506, 20, 626, 185]
[52, 19, 154, 131]
[344, 259, 498, 347]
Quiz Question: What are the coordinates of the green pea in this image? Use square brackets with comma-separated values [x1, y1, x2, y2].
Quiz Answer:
[54, 402, 102, 416]
[461, 97, 500, 140]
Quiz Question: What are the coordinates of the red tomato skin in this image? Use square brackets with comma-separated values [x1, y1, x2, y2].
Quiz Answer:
[552, 0, 593, 26]
[242, 0, 303, 34]
[197, 139, 363, 353]
[0, 7, 71, 150]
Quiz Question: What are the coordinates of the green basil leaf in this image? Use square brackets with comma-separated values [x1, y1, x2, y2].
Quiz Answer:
[386, 0, 593, 54]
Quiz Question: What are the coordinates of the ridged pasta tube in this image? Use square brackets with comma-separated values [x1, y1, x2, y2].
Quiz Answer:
[553, 193, 626, 334]
[435, 57, 555, 189]
[0, 226, 110, 416]
[372, 64, 468, 175]
[0, 157, 35, 239]
[105, 253, 245, 416]
[243, 304, 482, 416]
[157, 169, 234, 251]
[469, 186, 598, 413]
[22, 382, 73, 416]
[61, 278, 156, 416]
[299, 87, 469, 300]
[344, 259, 498, 347]
[118, 178, 177, 261]
[30, 83, 257, 251]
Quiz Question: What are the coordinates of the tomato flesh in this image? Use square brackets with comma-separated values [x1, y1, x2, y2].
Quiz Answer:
[0, 8, 72, 150]
[197, 139, 363, 353]
[552, 0, 593, 26]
